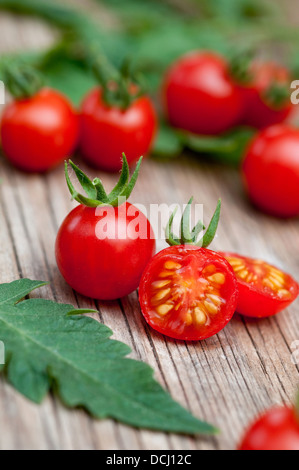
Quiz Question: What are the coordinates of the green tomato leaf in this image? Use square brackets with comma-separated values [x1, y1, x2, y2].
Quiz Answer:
[0, 279, 217, 435]
[152, 123, 183, 158]
[181, 127, 255, 166]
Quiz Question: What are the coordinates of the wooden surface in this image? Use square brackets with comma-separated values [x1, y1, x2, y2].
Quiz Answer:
[0, 6, 299, 451]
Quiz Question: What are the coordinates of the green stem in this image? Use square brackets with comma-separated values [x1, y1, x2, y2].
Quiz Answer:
[166, 198, 221, 248]
[2, 63, 44, 99]
[92, 56, 146, 110]
[65, 155, 143, 208]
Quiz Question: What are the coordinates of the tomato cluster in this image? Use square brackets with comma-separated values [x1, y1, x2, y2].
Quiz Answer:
[163, 51, 293, 135]
[1, 58, 297, 337]
[1, 53, 299, 450]
[0, 63, 157, 173]
[164, 51, 299, 219]
[52, 156, 298, 342]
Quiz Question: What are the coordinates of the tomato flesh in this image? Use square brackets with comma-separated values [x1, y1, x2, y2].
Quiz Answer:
[239, 407, 299, 450]
[221, 252, 299, 318]
[139, 246, 238, 341]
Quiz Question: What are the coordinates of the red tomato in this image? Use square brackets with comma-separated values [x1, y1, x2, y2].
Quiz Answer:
[242, 125, 299, 218]
[238, 61, 293, 129]
[163, 51, 242, 135]
[220, 252, 298, 318]
[56, 203, 155, 300]
[239, 407, 299, 450]
[139, 246, 238, 341]
[1, 88, 79, 172]
[80, 87, 157, 172]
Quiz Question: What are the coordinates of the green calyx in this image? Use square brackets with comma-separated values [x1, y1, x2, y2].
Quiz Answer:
[166, 198, 221, 248]
[229, 49, 255, 85]
[65, 154, 142, 207]
[92, 56, 146, 110]
[263, 81, 290, 109]
[1, 63, 44, 99]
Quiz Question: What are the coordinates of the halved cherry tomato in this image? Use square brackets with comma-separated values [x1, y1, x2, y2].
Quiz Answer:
[220, 252, 299, 318]
[139, 246, 238, 341]
[239, 406, 299, 450]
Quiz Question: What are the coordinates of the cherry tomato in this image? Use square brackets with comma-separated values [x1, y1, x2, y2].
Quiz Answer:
[220, 252, 299, 318]
[163, 51, 242, 135]
[139, 246, 238, 341]
[56, 202, 155, 300]
[239, 407, 299, 450]
[1, 88, 79, 172]
[80, 87, 157, 172]
[238, 61, 293, 129]
[242, 125, 299, 218]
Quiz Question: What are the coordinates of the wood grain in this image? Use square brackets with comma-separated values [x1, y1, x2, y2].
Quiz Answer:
[0, 7, 299, 450]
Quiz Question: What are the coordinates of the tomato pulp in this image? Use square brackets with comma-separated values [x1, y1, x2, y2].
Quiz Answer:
[1, 88, 79, 172]
[80, 87, 157, 172]
[56, 203, 156, 300]
[221, 252, 299, 318]
[163, 51, 242, 135]
[139, 246, 238, 341]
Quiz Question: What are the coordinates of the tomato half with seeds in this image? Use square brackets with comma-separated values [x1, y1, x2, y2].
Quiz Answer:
[220, 252, 299, 318]
[139, 246, 238, 341]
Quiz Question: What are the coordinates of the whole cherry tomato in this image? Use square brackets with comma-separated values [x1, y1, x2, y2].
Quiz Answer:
[237, 61, 293, 129]
[242, 125, 299, 218]
[1, 88, 79, 173]
[56, 157, 155, 300]
[220, 252, 298, 318]
[163, 51, 242, 135]
[80, 87, 157, 172]
[239, 406, 299, 450]
[139, 200, 238, 340]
